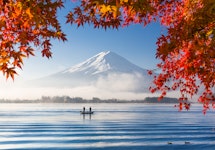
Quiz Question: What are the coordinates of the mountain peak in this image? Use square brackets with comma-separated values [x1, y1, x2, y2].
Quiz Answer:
[62, 51, 146, 75]
[97, 51, 111, 56]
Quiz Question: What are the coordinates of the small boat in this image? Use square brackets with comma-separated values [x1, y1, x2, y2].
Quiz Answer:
[80, 111, 94, 114]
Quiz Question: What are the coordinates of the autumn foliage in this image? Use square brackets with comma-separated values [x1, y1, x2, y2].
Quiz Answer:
[0, 0, 214, 112]
[0, 0, 66, 79]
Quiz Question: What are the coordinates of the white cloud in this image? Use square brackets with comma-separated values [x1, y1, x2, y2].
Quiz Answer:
[0, 73, 182, 100]
[95, 73, 151, 93]
[0, 73, 154, 100]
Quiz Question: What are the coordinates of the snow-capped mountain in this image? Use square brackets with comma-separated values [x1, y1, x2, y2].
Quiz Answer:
[32, 51, 153, 92]
[60, 51, 148, 76]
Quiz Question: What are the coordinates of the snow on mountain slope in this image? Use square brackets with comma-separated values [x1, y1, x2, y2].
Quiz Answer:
[61, 51, 147, 75]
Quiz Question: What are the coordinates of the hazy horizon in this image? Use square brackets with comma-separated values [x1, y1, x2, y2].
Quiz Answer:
[0, 51, 181, 100]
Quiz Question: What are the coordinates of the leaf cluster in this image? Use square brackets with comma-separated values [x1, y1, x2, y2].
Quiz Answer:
[0, 0, 67, 80]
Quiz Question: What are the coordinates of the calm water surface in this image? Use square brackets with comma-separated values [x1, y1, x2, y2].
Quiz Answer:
[0, 103, 214, 150]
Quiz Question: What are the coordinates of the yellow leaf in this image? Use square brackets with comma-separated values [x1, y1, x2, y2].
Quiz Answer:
[111, 6, 118, 18]
[17, 2, 23, 10]
[100, 5, 111, 14]
[111, 6, 117, 12]
[206, 30, 213, 37]
[26, 8, 33, 19]
[120, 0, 128, 3]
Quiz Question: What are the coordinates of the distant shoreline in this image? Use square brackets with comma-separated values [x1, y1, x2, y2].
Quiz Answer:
[0, 96, 186, 104]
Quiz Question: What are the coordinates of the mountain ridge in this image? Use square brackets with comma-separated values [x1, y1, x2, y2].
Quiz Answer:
[57, 51, 148, 76]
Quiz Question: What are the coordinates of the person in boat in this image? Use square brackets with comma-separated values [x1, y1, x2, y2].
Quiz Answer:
[83, 107, 85, 113]
[89, 107, 92, 112]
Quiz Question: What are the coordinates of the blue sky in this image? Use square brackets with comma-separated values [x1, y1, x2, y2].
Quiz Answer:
[16, 1, 164, 81]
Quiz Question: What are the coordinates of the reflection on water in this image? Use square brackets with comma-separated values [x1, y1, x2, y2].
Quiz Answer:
[82, 114, 92, 120]
[0, 103, 214, 149]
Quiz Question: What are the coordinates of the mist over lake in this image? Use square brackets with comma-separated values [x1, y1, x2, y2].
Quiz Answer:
[0, 103, 214, 150]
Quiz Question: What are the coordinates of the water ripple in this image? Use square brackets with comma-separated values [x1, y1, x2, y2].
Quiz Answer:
[0, 104, 214, 150]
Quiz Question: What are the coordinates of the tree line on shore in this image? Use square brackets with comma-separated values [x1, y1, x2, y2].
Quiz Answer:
[0, 96, 181, 104]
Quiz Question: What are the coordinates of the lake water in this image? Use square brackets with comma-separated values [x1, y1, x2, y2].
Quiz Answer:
[0, 103, 215, 150]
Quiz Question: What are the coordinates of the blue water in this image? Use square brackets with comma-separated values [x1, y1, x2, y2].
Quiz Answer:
[0, 103, 214, 150]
